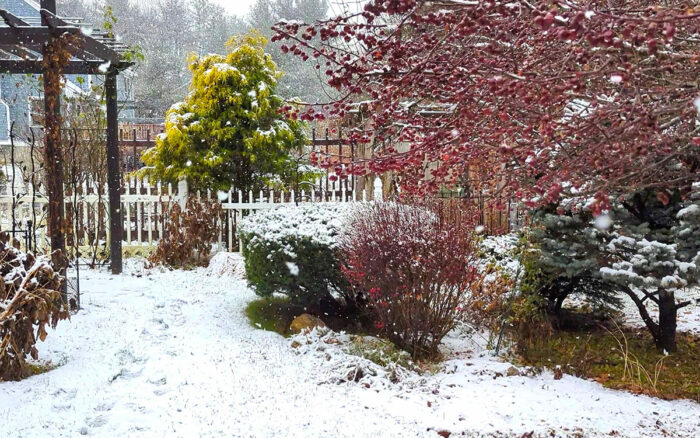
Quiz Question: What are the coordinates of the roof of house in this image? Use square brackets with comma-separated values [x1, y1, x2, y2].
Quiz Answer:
[0, 0, 40, 19]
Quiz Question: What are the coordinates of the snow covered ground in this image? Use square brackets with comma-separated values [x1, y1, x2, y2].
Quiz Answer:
[621, 287, 700, 336]
[0, 254, 698, 438]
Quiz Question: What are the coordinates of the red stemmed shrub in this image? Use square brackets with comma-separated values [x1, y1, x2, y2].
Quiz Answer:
[341, 201, 482, 359]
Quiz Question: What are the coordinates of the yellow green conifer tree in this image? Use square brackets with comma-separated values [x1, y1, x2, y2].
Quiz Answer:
[142, 33, 306, 191]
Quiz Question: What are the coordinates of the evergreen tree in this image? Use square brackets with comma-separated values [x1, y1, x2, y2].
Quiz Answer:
[141, 33, 306, 191]
[601, 193, 699, 352]
[529, 207, 621, 317]
[529, 191, 700, 351]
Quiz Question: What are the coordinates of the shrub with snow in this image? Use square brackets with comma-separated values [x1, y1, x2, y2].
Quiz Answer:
[0, 242, 69, 381]
[238, 203, 355, 309]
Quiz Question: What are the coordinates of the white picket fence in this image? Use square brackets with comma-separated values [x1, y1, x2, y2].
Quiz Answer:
[0, 176, 382, 254]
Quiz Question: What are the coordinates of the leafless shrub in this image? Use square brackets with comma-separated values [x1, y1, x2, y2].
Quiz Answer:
[149, 197, 221, 268]
[341, 201, 483, 360]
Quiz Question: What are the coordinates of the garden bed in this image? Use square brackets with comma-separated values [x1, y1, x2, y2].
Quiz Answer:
[517, 325, 700, 401]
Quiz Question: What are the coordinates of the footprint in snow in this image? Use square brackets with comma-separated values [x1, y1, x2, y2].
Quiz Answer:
[108, 366, 144, 383]
[86, 414, 108, 428]
[94, 401, 115, 412]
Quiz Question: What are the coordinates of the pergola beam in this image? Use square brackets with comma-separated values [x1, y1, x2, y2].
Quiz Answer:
[0, 10, 29, 27]
[39, 8, 64, 28]
[72, 33, 121, 64]
[0, 44, 38, 60]
[0, 26, 79, 49]
[0, 28, 122, 64]
[40, 10, 122, 64]
[0, 59, 130, 74]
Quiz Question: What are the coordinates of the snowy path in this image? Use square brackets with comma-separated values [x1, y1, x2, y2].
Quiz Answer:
[0, 259, 698, 437]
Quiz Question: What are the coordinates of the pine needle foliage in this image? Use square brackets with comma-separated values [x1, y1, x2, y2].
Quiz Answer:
[142, 32, 306, 191]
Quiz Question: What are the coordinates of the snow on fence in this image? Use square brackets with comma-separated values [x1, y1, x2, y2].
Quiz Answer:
[0, 173, 518, 255]
[0, 176, 377, 254]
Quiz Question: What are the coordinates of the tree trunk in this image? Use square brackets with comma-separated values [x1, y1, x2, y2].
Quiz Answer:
[656, 289, 677, 353]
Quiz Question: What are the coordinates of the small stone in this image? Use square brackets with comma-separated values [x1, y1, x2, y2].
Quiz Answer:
[506, 366, 521, 377]
[289, 314, 327, 334]
[80, 427, 88, 435]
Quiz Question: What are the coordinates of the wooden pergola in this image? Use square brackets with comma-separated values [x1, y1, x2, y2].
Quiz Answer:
[0, 0, 133, 274]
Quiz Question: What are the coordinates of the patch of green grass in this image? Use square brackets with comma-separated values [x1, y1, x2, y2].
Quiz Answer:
[245, 297, 305, 337]
[517, 327, 700, 402]
[22, 362, 56, 379]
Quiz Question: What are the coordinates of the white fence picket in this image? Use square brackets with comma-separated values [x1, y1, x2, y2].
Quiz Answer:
[0, 177, 360, 253]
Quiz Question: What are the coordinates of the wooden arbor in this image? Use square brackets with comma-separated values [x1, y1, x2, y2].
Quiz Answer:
[0, 0, 133, 274]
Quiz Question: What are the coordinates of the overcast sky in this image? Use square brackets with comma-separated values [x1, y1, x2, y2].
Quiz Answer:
[208, 0, 359, 18]
[211, 0, 257, 17]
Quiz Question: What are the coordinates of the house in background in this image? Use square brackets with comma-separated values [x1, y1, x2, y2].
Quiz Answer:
[0, 0, 136, 148]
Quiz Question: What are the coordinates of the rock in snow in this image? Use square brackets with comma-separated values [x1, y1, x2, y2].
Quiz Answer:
[289, 314, 327, 334]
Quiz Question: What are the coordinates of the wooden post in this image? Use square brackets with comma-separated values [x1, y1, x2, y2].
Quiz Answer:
[132, 128, 137, 172]
[41, 0, 56, 14]
[42, 0, 65, 269]
[106, 72, 122, 274]
[42, 81, 64, 256]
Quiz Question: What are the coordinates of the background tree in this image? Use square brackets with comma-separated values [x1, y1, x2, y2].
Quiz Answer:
[248, 0, 332, 103]
[59, 0, 332, 116]
[58, 0, 245, 118]
[141, 33, 307, 191]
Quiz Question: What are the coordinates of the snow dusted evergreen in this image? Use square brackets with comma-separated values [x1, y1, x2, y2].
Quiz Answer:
[238, 203, 354, 306]
[599, 195, 700, 351]
[526, 192, 700, 351]
[528, 207, 621, 315]
[239, 203, 352, 250]
[601, 237, 695, 291]
[141, 33, 306, 191]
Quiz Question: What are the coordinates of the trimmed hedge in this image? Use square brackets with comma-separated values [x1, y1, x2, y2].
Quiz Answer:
[238, 203, 352, 308]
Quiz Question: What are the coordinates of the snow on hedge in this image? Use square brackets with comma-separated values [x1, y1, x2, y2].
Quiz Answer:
[238, 203, 355, 249]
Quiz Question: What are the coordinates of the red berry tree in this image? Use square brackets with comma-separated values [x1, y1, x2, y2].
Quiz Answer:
[273, 0, 699, 210]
